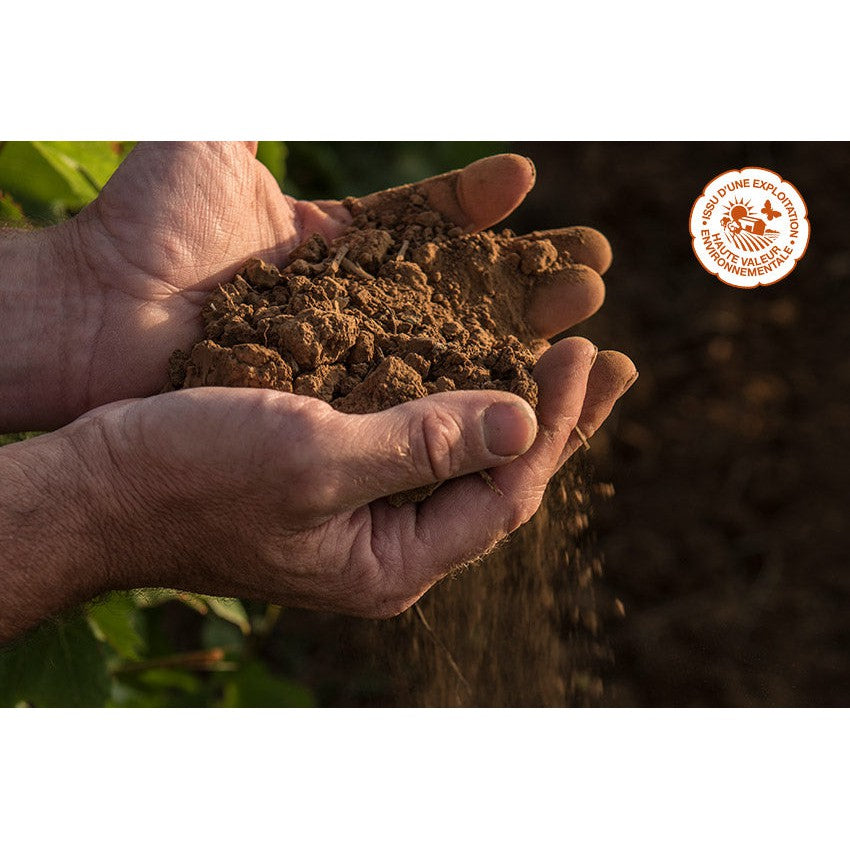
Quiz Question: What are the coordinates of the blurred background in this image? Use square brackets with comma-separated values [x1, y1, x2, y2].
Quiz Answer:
[1, 142, 847, 707]
[512, 142, 849, 706]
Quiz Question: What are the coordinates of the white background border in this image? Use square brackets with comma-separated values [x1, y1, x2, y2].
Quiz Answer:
[6, 2, 849, 140]
[4, 1, 848, 844]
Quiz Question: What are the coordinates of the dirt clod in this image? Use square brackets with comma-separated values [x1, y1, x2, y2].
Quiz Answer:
[166, 188, 581, 502]
[163, 170, 614, 707]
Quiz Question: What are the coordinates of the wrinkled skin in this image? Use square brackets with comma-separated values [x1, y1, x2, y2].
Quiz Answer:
[0, 143, 637, 638]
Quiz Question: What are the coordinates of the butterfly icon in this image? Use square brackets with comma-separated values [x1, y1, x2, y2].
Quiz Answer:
[761, 200, 782, 221]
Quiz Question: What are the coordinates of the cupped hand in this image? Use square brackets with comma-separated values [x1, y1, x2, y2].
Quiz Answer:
[61, 142, 632, 415]
[9, 142, 639, 624]
[69, 335, 633, 617]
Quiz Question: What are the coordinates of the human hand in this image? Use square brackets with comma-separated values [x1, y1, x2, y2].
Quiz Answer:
[1, 143, 638, 635]
[25, 143, 629, 424]
[45, 333, 631, 620]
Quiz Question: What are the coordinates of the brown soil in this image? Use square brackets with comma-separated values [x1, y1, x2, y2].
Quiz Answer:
[378, 461, 611, 706]
[166, 181, 611, 705]
[164, 189, 587, 502]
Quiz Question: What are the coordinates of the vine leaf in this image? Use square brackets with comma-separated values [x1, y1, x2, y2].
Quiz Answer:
[219, 660, 315, 708]
[0, 616, 110, 707]
[256, 141, 288, 187]
[200, 596, 251, 635]
[46, 141, 134, 191]
[0, 190, 25, 223]
[133, 588, 209, 614]
[132, 588, 250, 634]
[86, 593, 146, 661]
[0, 141, 132, 220]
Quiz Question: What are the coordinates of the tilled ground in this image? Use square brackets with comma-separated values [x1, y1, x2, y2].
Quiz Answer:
[513, 141, 850, 706]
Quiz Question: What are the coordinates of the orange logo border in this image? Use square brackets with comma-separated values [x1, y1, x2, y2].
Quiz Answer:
[689, 167, 810, 289]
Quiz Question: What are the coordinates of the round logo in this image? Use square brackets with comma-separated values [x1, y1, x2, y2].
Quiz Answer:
[689, 167, 809, 288]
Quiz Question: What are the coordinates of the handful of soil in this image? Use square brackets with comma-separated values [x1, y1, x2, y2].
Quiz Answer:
[166, 188, 576, 500]
[163, 175, 613, 706]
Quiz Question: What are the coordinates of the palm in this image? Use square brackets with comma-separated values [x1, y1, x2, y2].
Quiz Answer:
[73, 142, 335, 404]
[110, 331, 615, 618]
[68, 142, 624, 415]
[60, 144, 638, 618]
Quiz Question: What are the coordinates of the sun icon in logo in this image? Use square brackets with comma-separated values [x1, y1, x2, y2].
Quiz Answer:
[719, 197, 752, 232]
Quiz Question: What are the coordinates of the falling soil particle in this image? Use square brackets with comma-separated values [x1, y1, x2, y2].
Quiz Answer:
[166, 180, 612, 704]
[377, 460, 613, 707]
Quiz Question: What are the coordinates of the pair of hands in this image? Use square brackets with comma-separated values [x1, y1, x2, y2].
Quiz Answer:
[1, 142, 636, 639]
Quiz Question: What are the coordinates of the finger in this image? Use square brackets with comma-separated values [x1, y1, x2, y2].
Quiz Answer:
[561, 350, 637, 460]
[347, 154, 536, 233]
[524, 264, 606, 339]
[291, 199, 353, 244]
[291, 154, 536, 255]
[310, 199, 354, 229]
[491, 336, 597, 497]
[389, 337, 597, 593]
[517, 227, 613, 275]
[323, 390, 538, 509]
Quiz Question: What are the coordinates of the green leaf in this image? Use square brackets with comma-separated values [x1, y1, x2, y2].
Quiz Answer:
[0, 431, 41, 447]
[256, 141, 287, 187]
[0, 190, 25, 223]
[109, 668, 204, 708]
[133, 588, 209, 614]
[0, 615, 110, 707]
[87, 593, 145, 661]
[201, 615, 245, 651]
[133, 589, 250, 632]
[0, 141, 95, 218]
[45, 141, 131, 191]
[218, 660, 315, 708]
[200, 596, 251, 635]
[135, 668, 203, 693]
[0, 141, 129, 221]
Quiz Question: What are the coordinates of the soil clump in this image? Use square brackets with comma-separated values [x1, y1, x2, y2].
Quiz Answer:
[165, 181, 611, 705]
[165, 189, 580, 504]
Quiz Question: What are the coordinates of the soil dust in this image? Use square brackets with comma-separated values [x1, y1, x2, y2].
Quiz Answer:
[166, 185, 610, 705]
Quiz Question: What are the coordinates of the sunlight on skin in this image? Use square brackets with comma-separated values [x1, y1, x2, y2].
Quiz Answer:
[0, 142, 636, 639]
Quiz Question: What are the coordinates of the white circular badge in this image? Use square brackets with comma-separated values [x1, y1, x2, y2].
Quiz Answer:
[689, 167, 810, 288]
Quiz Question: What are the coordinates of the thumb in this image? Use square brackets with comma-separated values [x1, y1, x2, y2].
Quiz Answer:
[325, 391, 538, 509]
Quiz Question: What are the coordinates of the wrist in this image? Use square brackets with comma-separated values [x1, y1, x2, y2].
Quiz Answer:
[0, 221, 101, 431]
[0, 429, 115, 642]
[60, 402, 196, 595]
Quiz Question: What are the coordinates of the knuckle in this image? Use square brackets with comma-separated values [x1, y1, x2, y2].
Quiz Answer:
[271, 394, 322, 451]
[263, 391, 325, 442]
[412, 407, 465, 482]
[258, 393, 341, 513]
[299, 477, 340, 516]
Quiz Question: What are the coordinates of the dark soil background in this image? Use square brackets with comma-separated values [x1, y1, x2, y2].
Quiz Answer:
[257, 142, 850, 707]
[509, 142, 849, 706]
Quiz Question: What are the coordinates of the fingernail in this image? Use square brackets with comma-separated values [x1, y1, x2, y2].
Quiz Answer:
[483, 401, 537, 457]
[590, 345, 599, 366]
[619, 371, 639, 396]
